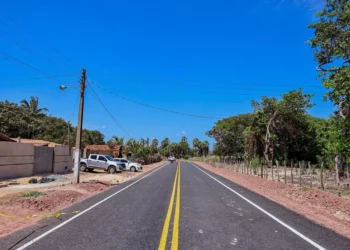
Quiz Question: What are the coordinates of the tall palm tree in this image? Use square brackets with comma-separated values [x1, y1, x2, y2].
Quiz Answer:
[20, 96, 48, 116]
[203, 140, 210, 157]
[193, 138, 200, 156]
[151, 138, 159, 147]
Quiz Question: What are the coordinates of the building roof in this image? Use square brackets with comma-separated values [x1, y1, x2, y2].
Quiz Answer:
[85, 145, 122, 151]
[0, 133, 16, 142]
[11, 138, 61, 147]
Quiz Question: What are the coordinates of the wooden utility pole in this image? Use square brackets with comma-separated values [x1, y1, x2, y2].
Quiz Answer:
[73, 69, 86, 184]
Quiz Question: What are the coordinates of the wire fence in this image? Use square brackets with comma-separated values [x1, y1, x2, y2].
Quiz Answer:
[200, 158, 350, 196]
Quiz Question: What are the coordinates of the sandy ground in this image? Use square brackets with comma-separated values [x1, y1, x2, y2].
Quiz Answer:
[0, 161, 164, 238]
[193, 161, 350, 239]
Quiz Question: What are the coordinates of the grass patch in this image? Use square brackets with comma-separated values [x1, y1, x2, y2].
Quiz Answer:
[299, 186, 312, 192]
[21, 191, 46, 198]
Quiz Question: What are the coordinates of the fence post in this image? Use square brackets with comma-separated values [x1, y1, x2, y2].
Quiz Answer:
[260, 163, 263, 178]
[347, 163, 349, 179]
[308, 161, 312, 188]
[291, 161, 293, 184]
[249, 161, 252, 175]
[320, 161, 324, 190]
[308, 161, 311, 175]
[284, 160, 287, 184]
[299, 161, 302, 186]
[277, 170, 280, 182]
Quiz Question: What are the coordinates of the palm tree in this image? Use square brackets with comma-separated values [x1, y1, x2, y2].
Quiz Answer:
[203, 141, 210, 157]
[193, 138, 200, 156]
[20, 96, 48, 116]
[151, 138, 159, 147]
[20, 97, 48, 138]
[108, 136, 124, 146]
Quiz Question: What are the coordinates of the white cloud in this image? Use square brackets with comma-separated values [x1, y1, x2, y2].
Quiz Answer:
[181, 131, 186, 135]
[176, 133, 181, 136]
[101, 125, 107, 129]
[266, 0, 324, 12]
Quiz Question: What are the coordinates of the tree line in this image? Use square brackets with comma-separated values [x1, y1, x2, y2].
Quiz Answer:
[208, 0, 350, 178]
[0, 97, 105, 147]
[0, 97, 209, 163]
[107, 136, 209, 164]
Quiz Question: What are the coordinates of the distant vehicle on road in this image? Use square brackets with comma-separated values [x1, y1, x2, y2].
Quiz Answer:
[80, 154, 124, 174]
[114, 158, 143, 172]
[168, 156, 176, 163]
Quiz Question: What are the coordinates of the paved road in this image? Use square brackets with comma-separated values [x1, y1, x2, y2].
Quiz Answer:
[2, 162, 350, 250]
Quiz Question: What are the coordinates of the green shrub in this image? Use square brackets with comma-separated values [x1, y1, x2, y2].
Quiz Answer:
[21, 191, 46, 198]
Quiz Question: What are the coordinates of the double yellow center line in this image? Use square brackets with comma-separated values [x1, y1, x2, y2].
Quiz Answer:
[158, 161, 181, 250]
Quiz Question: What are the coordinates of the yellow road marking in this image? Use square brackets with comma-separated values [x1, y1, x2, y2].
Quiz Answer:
[158, 164, 179, 250]
[171, 161, 181, 250]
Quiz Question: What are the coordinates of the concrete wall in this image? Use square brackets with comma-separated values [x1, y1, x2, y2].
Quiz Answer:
[0, 142, 34, 180]
[53, 145, 73, 174]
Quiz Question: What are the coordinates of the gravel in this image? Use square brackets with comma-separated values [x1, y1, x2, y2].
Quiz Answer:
[44, 174, 71, 183]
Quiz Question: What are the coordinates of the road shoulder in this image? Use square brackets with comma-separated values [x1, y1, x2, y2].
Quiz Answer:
[191, 161, 350, 247]
[0, 161, 165, 246]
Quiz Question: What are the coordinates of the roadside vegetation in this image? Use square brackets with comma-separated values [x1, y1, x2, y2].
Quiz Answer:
[21, 191, 46, 198]
[206, 0, 350, 182]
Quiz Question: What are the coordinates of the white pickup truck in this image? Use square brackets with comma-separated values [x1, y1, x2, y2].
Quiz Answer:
[114, 158, 142, 172]
[80, 154, 124, 174]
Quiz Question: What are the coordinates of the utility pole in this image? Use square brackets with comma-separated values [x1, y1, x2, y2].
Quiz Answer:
[73, 68, 86, 184]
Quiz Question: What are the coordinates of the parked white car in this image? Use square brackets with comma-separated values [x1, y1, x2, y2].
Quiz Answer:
[114, 158, 142, 172]
[80, 154, 124, 174]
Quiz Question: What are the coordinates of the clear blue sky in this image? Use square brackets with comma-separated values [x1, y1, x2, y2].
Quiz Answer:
[0, 0, 333, 146]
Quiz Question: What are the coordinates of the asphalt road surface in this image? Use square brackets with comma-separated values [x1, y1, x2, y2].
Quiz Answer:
[2, 161, 350, 250]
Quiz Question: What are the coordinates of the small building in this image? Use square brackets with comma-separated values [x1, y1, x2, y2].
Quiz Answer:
[84, 145, 123, 158]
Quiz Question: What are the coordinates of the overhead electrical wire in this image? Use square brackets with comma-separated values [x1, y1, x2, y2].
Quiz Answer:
[95, 81, 324, 93]
[90, 81, 221, 119]
[94, 73, 322, 88]
[87, 80, 132, 137]
[0, 73, 79, 82]
[0, 51, 56, 78]
[0, 11, 73, 68]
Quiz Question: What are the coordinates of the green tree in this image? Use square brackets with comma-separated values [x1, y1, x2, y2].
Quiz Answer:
[192, 138, 200, 156]
[161, 137, 170, 148]
[207, 114, 254, 160]
[202, 140, 210, 157]
[20, 96, 48, 116]
[107, 136, 124, 146]
[151, 138, 159, 147]
[250, 89, 313, 167]
[0, 100, 29, 138]
[308, 0, 350, 176]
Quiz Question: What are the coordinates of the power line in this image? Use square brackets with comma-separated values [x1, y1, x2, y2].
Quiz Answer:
[0, 29, 72, 73]
[96, 81, 323, 93]
[0, 73, 79, 82]
[87, 80, 132, 138]
[0, 11, 73, 68]
[93, 72, 322, 88]
[90, 82, 221, 119]
[0, 51, 55, 78]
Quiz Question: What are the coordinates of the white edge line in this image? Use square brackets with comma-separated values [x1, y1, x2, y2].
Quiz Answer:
[190, 162, 326, 250]
[16, 163, 168, 250]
